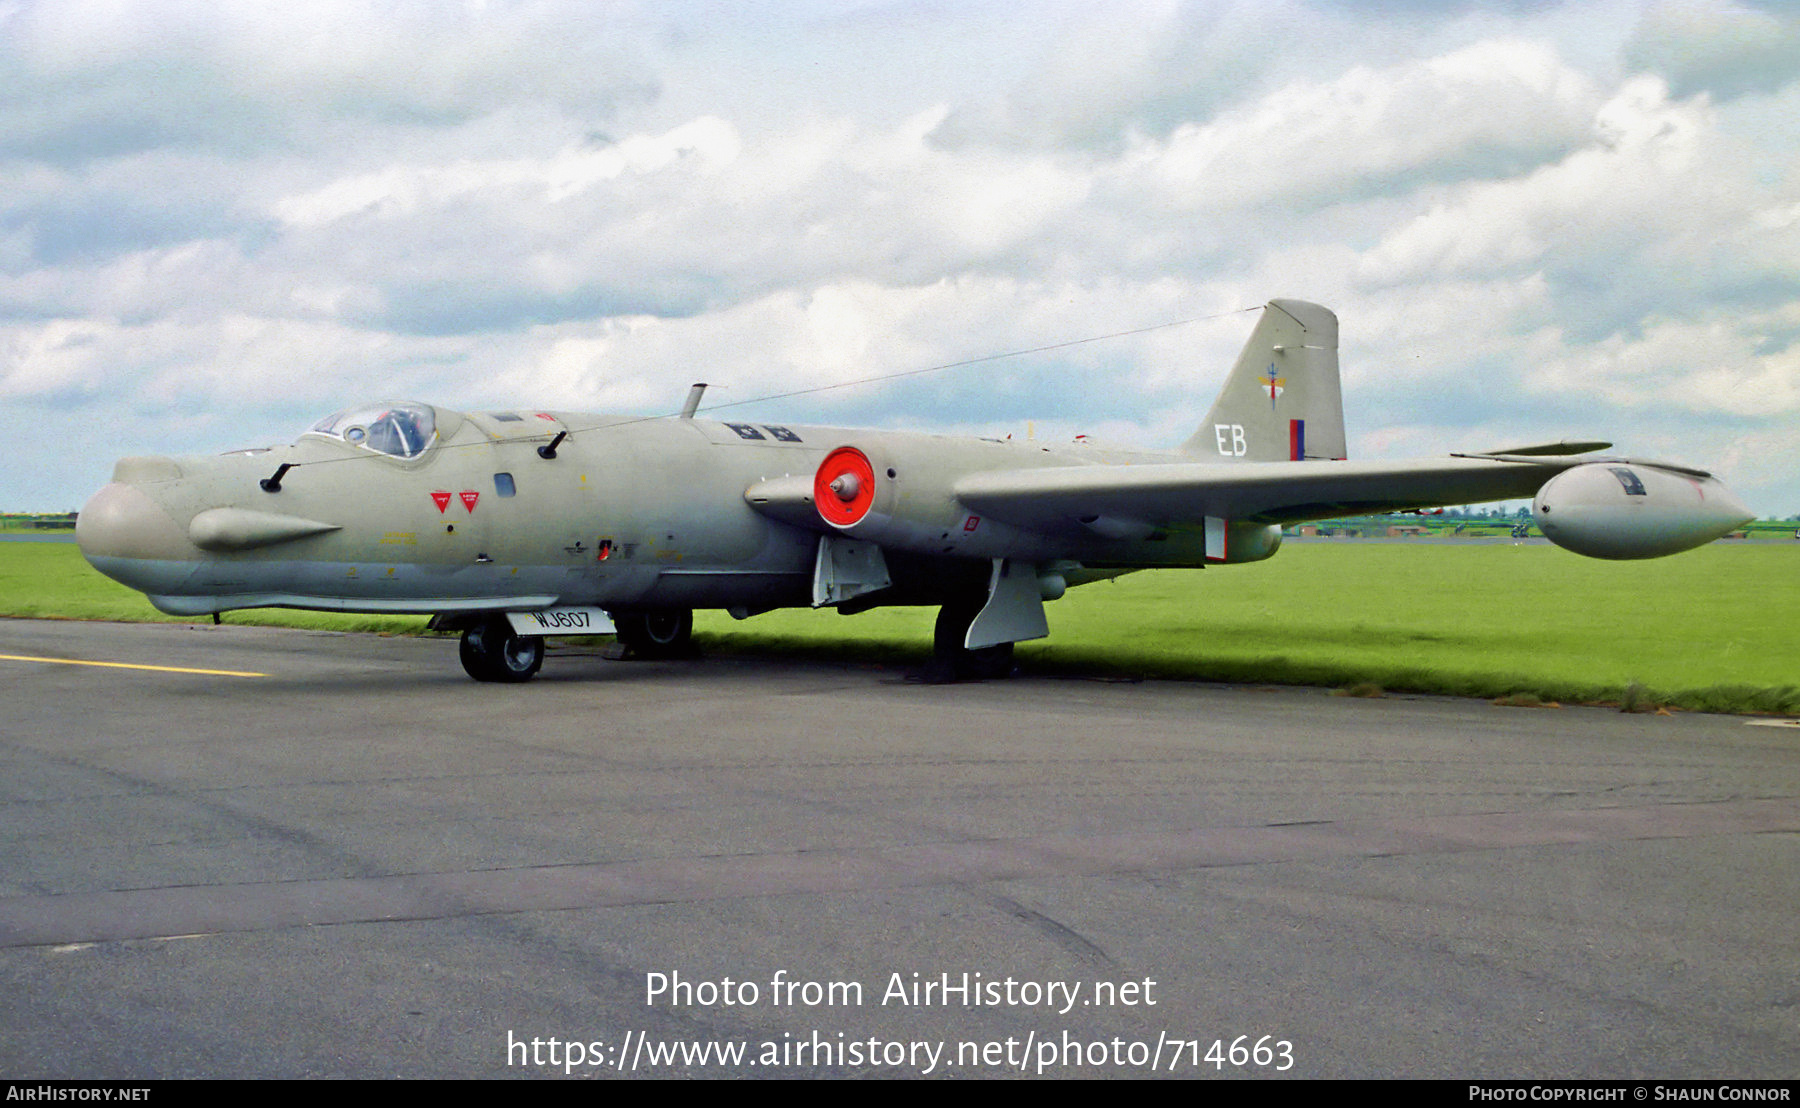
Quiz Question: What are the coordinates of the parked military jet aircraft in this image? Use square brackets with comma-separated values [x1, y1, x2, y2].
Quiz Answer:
[77, 300, 1754, 682]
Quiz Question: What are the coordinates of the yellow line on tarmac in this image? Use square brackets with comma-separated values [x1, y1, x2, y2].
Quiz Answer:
[0, 654, 266, 678]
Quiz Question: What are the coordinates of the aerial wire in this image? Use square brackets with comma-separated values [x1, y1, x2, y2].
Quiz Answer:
[681, 305, 1259, 418]
[255, 304, 1260, 475]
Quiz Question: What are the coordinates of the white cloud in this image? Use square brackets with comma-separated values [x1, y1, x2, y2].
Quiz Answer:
[0, 0, 659, 162]
[1124, 40, 1599, 213]
[1522, 307, 1800, 418]
[1351, 70, 1800, 359]
[1625, 0, 1800, 99]
[1, 1, 1797, 515]
[1356, 75, 1719, 285]
[271, 118, 744, 228]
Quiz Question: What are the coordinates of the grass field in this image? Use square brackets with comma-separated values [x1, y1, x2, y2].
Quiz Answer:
[0, 541, 426, 634]
[3, 539, 1795, 713]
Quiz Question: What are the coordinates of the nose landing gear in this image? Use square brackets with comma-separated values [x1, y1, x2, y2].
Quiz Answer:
[459, 617, 545, 683]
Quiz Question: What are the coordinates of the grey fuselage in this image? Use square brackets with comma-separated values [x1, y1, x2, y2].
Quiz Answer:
[76, 405, 1222, 619]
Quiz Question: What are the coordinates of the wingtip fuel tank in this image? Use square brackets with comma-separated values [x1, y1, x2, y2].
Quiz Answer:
[1533, 462, 1754, 559]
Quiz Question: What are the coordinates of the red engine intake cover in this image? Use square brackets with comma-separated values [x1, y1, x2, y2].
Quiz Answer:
[814, 446, 877, 528]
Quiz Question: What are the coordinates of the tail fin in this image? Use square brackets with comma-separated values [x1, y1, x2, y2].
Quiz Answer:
[1181, 299, 1346, 462]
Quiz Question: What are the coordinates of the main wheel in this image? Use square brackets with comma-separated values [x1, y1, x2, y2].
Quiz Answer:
[613, 609, 694, 659]
[928, 600, 1015, 682]
[459, 617, 545, 683]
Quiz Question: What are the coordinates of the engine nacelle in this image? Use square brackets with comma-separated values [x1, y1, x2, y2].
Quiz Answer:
[1533, 463, 1752, 559]
[811, 443, 1048, 560]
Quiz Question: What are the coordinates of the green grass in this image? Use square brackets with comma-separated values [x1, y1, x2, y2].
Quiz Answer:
[0, 518, 76, 534]
[0, 543, 427, 634]
[4, 540, 1796, 713]
[697, 542, 1800, 714]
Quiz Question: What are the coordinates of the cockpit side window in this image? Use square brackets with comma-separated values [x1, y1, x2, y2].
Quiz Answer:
[308, 402, 438, 459]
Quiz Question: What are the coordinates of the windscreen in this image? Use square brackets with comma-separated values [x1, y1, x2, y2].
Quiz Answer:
[308, 402, 438, 459]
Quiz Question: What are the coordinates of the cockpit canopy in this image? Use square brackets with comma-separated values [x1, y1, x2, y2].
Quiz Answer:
[308, 402, 437, 459]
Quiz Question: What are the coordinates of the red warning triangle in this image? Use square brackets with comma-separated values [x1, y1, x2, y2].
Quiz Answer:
[460, 490, 480, 513]
[430, 490, 452, 513]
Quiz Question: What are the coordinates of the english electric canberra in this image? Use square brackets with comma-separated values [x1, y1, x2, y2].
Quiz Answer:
[77, 301, 1753, 682]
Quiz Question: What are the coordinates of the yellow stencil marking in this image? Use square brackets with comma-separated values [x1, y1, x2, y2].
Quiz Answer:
[0, 654, 266, 678]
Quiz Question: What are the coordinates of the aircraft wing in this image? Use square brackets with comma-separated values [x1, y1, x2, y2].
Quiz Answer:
[951, 455, 1589, 535]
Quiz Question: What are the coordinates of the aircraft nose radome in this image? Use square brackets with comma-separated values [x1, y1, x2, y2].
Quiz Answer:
[76, 482, 192, 565]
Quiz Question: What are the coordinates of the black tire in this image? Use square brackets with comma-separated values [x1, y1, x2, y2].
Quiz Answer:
[933, 599, 978, 658]
[459, 618, 544, 683]
[613, 609, 694, 659]
[965, 641, 1015, 680]
[929, 600, 1015, 681]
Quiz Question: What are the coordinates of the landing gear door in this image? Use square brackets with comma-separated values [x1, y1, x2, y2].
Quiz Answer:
[966, 559, 1049, 650]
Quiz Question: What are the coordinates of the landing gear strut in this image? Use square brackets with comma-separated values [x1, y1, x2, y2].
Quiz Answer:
[612, 609, 695, 659]
[459, 617, 545, 683]
[921, 599, 1015, 683]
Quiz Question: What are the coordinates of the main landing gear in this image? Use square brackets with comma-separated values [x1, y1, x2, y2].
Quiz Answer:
[919, 598, 1015, 684]
[458, 616, 544, 683]
[612, 609, 695, 659]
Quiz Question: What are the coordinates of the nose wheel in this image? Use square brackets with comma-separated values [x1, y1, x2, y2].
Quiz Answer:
[460, 617, 545, 683]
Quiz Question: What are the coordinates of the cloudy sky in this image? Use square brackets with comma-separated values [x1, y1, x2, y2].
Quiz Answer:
[3, 0, 1797, 515]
